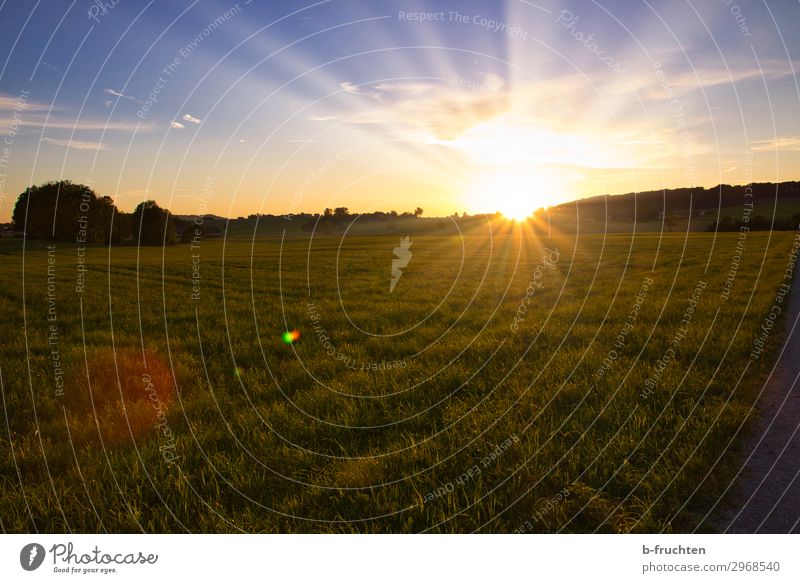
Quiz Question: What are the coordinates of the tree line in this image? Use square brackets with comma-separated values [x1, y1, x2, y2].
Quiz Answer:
[12, 181, 176, 245]
[301, 206, 424, 233]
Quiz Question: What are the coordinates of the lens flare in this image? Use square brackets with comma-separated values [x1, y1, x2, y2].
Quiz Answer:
[282, 329, 301, 344]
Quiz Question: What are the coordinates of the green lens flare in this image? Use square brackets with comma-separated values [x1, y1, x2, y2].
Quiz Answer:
[282, 330, 300, 344]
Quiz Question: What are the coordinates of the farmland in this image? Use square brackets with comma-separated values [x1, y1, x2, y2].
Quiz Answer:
[0, 223, 797, 532]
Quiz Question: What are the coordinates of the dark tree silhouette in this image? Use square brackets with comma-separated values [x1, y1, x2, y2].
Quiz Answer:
[12, 181, 120, 243]
[132, 200, 176, 246]
[333, 207, 349, 223]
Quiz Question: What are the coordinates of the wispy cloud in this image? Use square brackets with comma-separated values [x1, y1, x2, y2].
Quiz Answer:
[749, 136, 800, 152]
[339, 82, 361, 95]
[170, 121, 185, 129]
[625, 58, 800, 100]
[103, 88, 136, 100]
[332, 74, 511, 141]
[0, 94, 50, 112]
[0, 116, 153, 134]
[339, 81, 382, 102]
[182, 113, 202, 124]
[0, 94, 155, 133]
[308, 115, 339, 122]
[41, 137, 107, 151]
[312, 73, 699, 174]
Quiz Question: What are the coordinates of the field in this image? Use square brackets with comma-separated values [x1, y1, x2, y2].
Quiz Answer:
[0, 222, 797, 533]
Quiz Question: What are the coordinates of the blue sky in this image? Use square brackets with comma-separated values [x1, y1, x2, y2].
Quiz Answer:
[1, 0, 799, 220]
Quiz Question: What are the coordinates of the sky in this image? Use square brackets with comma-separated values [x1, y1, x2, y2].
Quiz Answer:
[0, 0, 799, 221]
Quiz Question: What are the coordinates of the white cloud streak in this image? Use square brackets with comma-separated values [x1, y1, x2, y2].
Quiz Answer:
[103, 88, 136, 100]
[41, 137, 107, 151]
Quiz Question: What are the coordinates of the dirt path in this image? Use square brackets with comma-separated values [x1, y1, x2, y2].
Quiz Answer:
[712, 264, 800, 533]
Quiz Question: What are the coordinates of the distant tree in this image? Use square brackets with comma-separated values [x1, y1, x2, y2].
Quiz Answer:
[333, 207, 349, 223]
[323, 208, 333, 217]
[132, 200, 176, 246]
[414, 207, 423, 218]
[12, 181, 119, 243]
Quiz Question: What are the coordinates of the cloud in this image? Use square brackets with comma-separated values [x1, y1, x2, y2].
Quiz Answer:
[41, 137, 107, 151]
[182, 113, 202, 124]
[170, 121, 185, 129]
[339, 82, 361, 95]
[749, 137, 800, 152]
[310, 73, 700, 174]
[333, 74, 511, 140]
[0, 94, 155, 133]
[372, 82, 435, 95]
[309, 115, 339, 122]
[0, 93, 51, 112]
[623, 58, 800, 101]
[339, 81, 382, 102]
[0, 117, 154, 133]
[103, 88, 136, 100]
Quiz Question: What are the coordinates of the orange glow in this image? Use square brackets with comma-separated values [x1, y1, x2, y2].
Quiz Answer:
[66, 347, 175, 445]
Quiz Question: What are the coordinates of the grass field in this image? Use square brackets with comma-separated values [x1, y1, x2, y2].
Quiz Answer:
[1, 222, 797, 533]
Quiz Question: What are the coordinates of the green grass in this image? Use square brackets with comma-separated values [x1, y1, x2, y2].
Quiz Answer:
[0, 224, 797, 533]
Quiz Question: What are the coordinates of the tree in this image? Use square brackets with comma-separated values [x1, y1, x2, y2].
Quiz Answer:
[12, 181, 119, 243]
[132, 200, 176, 246]
[111, 211, 133, 245]
[333, 207, 349, 223]
[414, 207, 423, 218]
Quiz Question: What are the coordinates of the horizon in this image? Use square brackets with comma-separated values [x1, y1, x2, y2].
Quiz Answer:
[4, 177, 797, 224]
[1, 1, 799, 222]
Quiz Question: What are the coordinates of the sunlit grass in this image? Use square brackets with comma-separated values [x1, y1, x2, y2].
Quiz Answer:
[0, 229, 796, 533]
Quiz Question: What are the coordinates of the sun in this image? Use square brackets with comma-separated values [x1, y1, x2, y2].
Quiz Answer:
[463, 166, 558, 220]
[499, 194, 533, 221]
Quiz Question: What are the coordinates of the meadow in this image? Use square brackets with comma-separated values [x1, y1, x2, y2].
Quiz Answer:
[0, 220, 797, 533]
